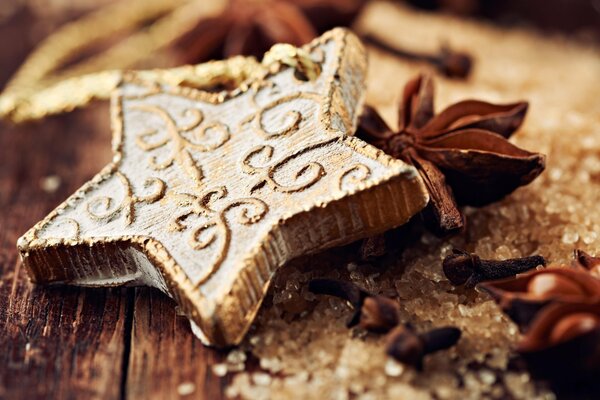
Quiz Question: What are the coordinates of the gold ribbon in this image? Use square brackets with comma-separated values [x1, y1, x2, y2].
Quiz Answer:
[0, 0, 320, 123]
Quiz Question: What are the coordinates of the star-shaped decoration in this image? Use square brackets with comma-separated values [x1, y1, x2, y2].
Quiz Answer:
[17, 29, 428, 346]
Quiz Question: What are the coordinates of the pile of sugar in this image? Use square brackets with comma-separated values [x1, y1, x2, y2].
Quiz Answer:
[221, 3, 600, 399]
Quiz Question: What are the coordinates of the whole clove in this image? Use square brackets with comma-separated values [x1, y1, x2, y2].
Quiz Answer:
[308, 278, 401, 330]
[443, 249, 546, 288]
[309, 278, 461, 370]
[385, 324, 462, 370]
[362, 34, 473, 79]
[359, 295, 401, 333]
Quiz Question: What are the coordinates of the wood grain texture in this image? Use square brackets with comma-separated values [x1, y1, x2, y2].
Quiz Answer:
[0, 104, 228, 398]
[0, 9, 240, 399]
[127, 288, 231, 400]
[0, 107, 128, 399]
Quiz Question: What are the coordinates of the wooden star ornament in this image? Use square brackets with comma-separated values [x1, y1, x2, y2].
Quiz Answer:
[17, 29, 428, 346]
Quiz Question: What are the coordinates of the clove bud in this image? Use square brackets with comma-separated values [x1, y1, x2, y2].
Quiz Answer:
[309, 279, 462, 373]
[308, 279, 402, 332]
[359, 295, 400, 333]
[443, 249, 545, 288]
[385, 324, 461, 370]
[362, 34, 473, 79]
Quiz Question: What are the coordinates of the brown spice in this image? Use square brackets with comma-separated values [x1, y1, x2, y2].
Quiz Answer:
[357, 74, 546, 236]
[517, 302, 600, 384]
[385, 324, 461, 370]
[443, 248, 546, 288]
[363, 33, 473, 79]
[480, 250, 600, 383]
[480, 250, 600, 329]
[575, 249, 600, 277]
[309, 278, 461, 370]
[174, 0, 367, 64]
[359, 295, 400, 333]
[308, 278, 402, 331]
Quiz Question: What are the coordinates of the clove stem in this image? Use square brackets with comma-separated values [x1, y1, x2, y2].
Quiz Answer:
[362, 34, 473, 79]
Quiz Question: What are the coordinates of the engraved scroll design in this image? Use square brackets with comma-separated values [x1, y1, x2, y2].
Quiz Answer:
[242, 91, 321, 138]
[241, 139, 339, 193]
[36, 218, 81, 241]
[170, 187, 268, 287]
[86, 171, 166, 225]
[338, 164, 372, 191]
[131, 104, 230, 185]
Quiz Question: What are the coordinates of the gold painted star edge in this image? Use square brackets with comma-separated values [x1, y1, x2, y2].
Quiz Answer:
[17, 29, 429, 346]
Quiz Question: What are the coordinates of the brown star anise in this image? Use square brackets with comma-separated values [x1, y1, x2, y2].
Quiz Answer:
[481, 250, 600, 384]
[481, 250, 600, 330]
[357, 74, 546, 235]
[518, 301, 600, 384]
[174, 0, 367, 64]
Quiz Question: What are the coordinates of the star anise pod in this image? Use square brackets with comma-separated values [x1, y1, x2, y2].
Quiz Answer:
[477, 250, 600, 384]
[357, 74, 546, 235]
[517, 301, 600, 384]
[481, 250, 600, 330]
[174, 0, 367, 64]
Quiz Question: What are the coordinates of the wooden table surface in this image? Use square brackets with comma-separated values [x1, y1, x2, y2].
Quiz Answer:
[0, 108, 232, 400]
[0, 10, 232, 399]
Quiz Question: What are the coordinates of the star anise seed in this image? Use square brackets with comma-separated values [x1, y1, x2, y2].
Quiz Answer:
[357, 74, 546, 236]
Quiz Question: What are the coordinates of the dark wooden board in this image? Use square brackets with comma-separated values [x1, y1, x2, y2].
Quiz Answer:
[0, 100, 229, 399]
[127, 288, 230, 400]
[0, 106, 128, 400]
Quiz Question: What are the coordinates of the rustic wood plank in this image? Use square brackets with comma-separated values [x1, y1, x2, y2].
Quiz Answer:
[126, 287, 230, 400]
[0, 9, 232, 395]
[0, 106, 134, 400]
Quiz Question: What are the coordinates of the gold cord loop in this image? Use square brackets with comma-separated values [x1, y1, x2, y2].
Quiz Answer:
[262, 44, 321, 81]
